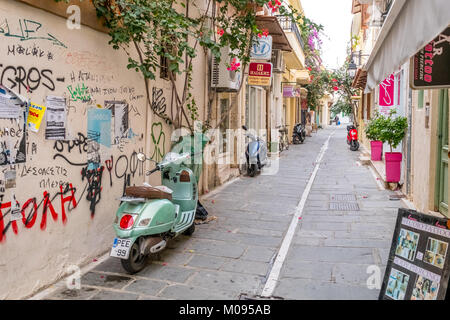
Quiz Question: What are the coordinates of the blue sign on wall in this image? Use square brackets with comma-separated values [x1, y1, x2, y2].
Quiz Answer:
[251, 35, 273, 60]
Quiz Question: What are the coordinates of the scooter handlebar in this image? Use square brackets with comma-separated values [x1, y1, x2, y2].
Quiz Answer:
[146, 167, 159, 176]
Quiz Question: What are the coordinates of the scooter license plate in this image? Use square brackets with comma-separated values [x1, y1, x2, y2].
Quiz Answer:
[110, 238, 132, 259]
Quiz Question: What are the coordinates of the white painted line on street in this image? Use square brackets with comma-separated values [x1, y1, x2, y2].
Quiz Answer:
[261, 130, 335, 297]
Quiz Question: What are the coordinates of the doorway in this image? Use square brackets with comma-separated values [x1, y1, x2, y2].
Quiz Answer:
[435, 89, 448, 217]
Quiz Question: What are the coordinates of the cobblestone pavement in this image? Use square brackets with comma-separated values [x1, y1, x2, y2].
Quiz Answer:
[43, 126, 403, 300]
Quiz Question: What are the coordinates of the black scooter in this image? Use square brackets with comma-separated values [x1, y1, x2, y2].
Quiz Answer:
[292, 123, 306, 144]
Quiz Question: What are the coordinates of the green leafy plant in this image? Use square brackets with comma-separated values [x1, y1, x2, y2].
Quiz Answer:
[364, 111, 386, 141]
[379, 110, 408, 153]
[55, 0, 322, 133]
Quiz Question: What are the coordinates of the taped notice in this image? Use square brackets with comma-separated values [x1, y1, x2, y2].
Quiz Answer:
[27, 102, 46, 132]
[0, 87, 22, 119]
[45, 96, 67, 140]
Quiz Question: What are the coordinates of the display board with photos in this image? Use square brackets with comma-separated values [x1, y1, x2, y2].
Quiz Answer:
[379, 208, 450, 300]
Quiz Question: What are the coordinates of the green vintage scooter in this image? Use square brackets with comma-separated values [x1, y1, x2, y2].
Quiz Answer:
[110, 134, 208, 273]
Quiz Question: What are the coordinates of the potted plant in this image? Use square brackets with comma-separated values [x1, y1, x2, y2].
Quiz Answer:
[365, 112, 385, 161]
[379, 110, 408, 183]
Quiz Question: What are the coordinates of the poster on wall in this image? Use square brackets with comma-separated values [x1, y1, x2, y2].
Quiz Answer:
[87, 107, 111, 169]
[0, 85, 27, 166]
[410, 26, 450, 89]
[45, 96, 67, 140]
[27, 102, 46, 132]
[379, 208, 450, 300]
[105, 100, 129, 143]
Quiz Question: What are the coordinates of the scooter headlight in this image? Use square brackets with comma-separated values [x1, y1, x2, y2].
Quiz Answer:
[138, 218, 151, 227]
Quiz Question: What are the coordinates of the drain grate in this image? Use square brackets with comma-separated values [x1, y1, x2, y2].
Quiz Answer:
[329, 202, 360, 211]
[331, 194, 357, 201]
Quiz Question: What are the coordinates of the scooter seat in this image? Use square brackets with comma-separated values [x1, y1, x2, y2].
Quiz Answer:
[125, 186, 172, 201]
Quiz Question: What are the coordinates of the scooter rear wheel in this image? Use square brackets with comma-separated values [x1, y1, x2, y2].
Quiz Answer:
[121, 241, 148, 274]
[350, 141, 360, 151]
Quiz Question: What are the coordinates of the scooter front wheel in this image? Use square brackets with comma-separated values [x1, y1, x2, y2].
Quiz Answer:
[248, 164, 257, 177]
[183, 222, 195, 236]
[121, 241, 148, 274]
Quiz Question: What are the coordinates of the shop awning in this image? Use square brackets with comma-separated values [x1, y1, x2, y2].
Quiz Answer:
[364, 0, 450, 93]
[255, 16, 292, 52]
[352, 68, 367, 90]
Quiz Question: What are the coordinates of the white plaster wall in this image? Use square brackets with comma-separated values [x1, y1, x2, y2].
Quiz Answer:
[0, 0, 208, 299]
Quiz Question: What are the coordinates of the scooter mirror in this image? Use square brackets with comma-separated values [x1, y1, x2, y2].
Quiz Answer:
[136, 153, 147, 162]
[242, 125, 248, 131]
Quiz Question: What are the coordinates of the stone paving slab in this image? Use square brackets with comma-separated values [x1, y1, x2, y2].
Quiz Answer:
[41, 127, 402, 301]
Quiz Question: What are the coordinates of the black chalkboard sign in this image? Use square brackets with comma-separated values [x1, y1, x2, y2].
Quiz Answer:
[379, 208, 450, 300]
[410, 27, 450, 89]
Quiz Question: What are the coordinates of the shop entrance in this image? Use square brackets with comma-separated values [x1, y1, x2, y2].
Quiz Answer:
[435, 89, 448, 217]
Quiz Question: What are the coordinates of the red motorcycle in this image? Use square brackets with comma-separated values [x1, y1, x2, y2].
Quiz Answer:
[346, 125, 360, 151]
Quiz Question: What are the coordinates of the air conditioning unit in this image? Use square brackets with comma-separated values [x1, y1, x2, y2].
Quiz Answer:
[271, 49, 285, 73]
[211, 46, 242, 92]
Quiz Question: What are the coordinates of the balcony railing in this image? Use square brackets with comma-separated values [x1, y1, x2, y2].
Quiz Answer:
[276, 15, 305, 51]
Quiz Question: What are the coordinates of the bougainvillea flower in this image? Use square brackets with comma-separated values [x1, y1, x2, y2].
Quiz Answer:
[217, 29, 224, 36]
[307, 67, 312, 71]
[263, 29, 269, 37]
[331, 78, 337, 82]
[333, 86, 339, 91]
[227, 58, 240, 71]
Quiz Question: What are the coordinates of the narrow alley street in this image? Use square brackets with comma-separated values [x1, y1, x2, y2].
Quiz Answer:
[41, 126, 403, 300]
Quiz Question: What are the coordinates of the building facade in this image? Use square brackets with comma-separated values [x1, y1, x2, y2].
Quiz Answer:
[350, 0, 449, 218]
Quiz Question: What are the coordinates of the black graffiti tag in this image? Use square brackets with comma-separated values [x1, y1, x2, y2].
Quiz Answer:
[0, 64, 55, 94]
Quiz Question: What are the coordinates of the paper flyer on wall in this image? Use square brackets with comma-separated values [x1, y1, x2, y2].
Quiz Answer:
[27, 102, 46, 132]
[0, 85, 26, 119]
[45, 96, 67, 140]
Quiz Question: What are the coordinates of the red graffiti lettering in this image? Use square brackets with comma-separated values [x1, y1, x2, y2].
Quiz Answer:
[0, 202, 11, 242]
[60, 183, 77, 224]
[40, 191, 58, 230]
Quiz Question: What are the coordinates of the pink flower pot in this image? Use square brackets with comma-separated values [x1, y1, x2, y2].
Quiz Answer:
[385, 152, 402, 182]
[370, 140, 383, 161]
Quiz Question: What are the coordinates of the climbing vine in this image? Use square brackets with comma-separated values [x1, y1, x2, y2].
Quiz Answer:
[55, 0, 322, 132]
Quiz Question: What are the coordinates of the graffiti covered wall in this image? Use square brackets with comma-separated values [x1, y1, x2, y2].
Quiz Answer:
[0, 0, 155, 299]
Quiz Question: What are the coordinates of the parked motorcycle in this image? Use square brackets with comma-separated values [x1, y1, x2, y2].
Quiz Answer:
[242, 125, 268, 177]
[292, 123, 306, 144]
[347, 124, 360, 151]
[110, 134, 208, 274]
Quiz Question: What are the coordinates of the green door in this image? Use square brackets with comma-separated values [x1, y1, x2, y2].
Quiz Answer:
[435, 89, 448, 217]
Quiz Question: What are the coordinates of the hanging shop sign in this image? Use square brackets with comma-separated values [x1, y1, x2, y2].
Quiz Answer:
[282, 85, 301, 97]
[251, 35, 273, 60]
[248, 62, 272, 86]
[378, 73, 398, 116]
[379, 208, 450, 300]
[410, 26, 450, 89]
